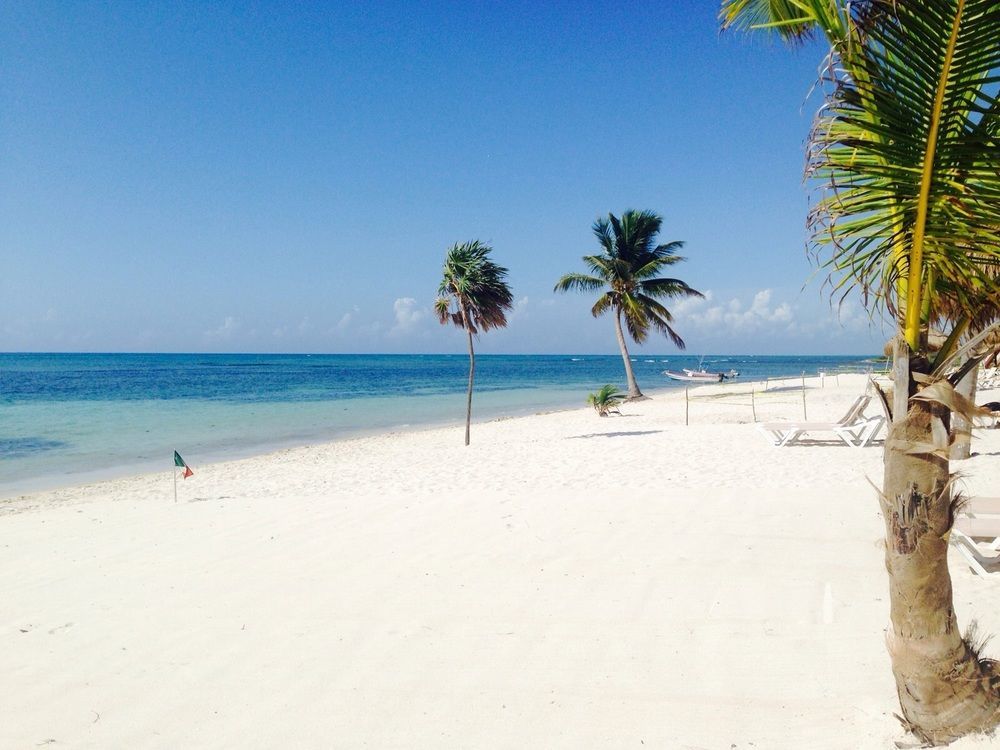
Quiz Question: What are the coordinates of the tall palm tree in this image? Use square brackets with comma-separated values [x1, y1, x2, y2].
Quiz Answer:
[554, 210, 702, 399]
[435, 240, 514, 446]
[722, 0, 1000, 742]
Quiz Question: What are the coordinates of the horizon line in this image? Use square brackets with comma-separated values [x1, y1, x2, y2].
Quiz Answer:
[0, 350, 883, 358]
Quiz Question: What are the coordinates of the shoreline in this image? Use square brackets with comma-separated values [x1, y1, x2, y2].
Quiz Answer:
[0, 368, 874, 502]
[1, 382, 687, 504]
[0, 378, 723, 502]
[4, 373, 867, 509]
[1, 353, 883, 500]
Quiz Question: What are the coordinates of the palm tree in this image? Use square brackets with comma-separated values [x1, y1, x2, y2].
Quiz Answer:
[586, 384, 626, 416]
[435, 240, 514, 446]
[722, 1, 1000, 741]
[554, 210, 702, 399]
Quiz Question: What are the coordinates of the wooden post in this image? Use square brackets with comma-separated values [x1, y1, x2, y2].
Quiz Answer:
[764, 377, 769, 392]
[951, 361, 978, 460]
[685, 386, 689, 426]
[801, 371, 807, 420]
[751, 387, 757, 422]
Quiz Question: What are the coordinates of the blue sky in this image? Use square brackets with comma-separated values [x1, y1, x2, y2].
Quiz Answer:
[1, 1, 887, 355]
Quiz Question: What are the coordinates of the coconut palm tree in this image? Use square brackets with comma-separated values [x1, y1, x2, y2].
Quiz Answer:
[435, 240, 514, 446]
[554, 210, 702, 399]
[722, 0, 1000, 741]
[587, 384, 626, 417]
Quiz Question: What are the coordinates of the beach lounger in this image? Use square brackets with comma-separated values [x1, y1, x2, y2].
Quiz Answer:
[950, 512, 1000, 577]
[940, 501, 1000, 577]
[954, 506, 1000, 551]
[950, 528, 1000, 578]
[756, 395, 883, 448]
[958, 496, 1000, 518]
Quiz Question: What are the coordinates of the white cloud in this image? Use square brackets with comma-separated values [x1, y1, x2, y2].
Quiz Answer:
[671, 290, 714, 316]
[832, 297, 878, 331]
[335, 306, 361, 334]
[273, 316, 313, 340]
[674, 289, 796, 334]
[509, 296, 529, 321]
[204, 316, 241, 342]
[390, 297, 428, 336]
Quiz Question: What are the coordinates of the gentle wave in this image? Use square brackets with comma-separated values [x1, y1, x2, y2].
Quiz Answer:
[0, 353, 881, 494]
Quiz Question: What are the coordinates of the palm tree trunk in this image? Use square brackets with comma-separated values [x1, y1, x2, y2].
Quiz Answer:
[463, 314, 475, 447]
[881, 348, 1000, 743]
[613, 310, 643, 399]
[950, 362, 978, 461]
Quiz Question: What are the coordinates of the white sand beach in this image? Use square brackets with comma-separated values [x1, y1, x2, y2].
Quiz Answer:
[4, 374, 1000, 749]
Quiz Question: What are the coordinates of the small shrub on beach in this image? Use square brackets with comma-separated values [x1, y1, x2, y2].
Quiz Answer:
[587, 384, 625, 417]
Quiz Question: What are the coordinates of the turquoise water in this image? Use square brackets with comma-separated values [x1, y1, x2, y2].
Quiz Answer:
[0, 353, 881, 495]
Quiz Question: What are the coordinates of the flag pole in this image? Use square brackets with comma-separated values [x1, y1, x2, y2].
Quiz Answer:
[173, 464, 177, 503]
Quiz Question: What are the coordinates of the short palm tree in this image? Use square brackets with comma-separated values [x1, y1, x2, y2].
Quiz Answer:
[435, 240, 514, 446]
[554, 210, 702, 399]
[587, 384, 625, 417]
[722, 0, 1000, 742]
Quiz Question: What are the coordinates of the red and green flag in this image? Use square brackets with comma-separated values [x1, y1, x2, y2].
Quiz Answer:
[174, 450, 194, 479]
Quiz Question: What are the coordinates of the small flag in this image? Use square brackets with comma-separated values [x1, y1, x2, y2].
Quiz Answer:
[174, 450, 194, 479]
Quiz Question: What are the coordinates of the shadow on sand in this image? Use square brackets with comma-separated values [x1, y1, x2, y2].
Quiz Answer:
[568, 430, 663, 440]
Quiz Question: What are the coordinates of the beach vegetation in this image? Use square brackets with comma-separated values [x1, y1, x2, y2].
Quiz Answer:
[435, 240, 514, 446]
[554, 210, 702, 400]
[722, 0, 1000, 742]
[586, 384, 625, 416]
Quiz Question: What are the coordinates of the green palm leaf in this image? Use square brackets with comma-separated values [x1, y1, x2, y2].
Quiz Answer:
[805, 1, 1000, 348]
[554, 210, 701, 396]
[438, 240, 514, 334]
[586, 384, 625, 416]
[437, 240, 513, 447]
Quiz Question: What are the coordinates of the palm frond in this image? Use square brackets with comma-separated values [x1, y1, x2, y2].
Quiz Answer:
[437, 240, 514, 334]
[638, 294, 687, 349]
[557, 209, 699, 348]
[639, 277, 703, 301]
[586, 384, 626, 416]
[620, 292, 650, 344]
[591, 292, 614, 318]
[592, 218, 616, 257]
[719, 0, 819, 41]
[554, 273, 606, 294]
[434, 297, 451, 325]
[807, 0, 1000, 347]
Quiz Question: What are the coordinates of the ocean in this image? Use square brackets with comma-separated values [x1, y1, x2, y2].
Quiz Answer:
[0, 352, 882, 496]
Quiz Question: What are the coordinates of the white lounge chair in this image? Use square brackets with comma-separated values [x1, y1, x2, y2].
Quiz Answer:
[950, 510, 1000, 577]
[950, 528, 1000, 578]
[756, 395, 884, 448]
[953, 510, 1000, 551]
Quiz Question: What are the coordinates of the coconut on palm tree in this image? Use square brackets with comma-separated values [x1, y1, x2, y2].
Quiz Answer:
[722, 0, 1000, 742]
[435, 240, 514, 446]
[554, 210, 702, 399]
